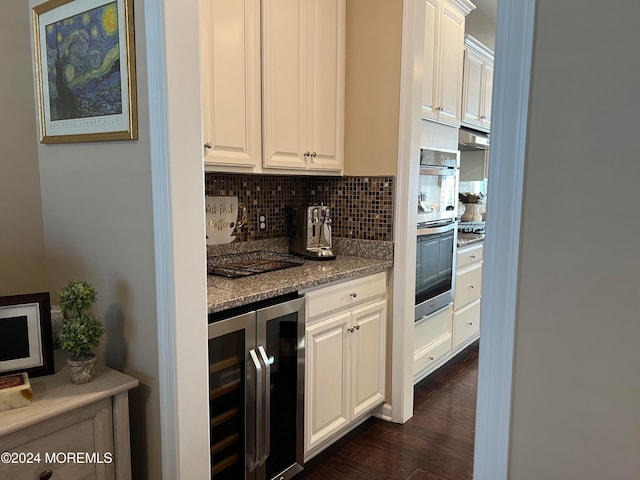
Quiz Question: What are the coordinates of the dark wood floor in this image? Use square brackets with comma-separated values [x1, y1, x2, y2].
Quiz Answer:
[296, 341, 479, 480]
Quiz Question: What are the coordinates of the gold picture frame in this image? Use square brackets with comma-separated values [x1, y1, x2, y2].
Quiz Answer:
[32, 0, 137, 143]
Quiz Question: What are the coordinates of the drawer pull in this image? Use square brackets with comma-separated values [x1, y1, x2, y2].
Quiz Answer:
[470, 255, 476, 259]
[468, 285, 475, 289]
[428, 356, 434, 361]
[40, 471, 53, 480]
[348, 327, 355, 333]
[354, 325, 360, 331]
[350, 292, 357, 298]
[466, 321, 473, 326]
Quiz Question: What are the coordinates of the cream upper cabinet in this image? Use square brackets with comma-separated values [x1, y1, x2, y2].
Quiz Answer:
[200, 0, 262, 171]
[262, 0, 345, 172]
[461, 35, 494, 132]
[421, 0, 474, 126]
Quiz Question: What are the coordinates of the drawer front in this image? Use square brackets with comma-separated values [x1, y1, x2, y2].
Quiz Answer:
[453, 298, 481, 348]
[414, 304, 453, 353]
[306, 271, 386, 320]
[454, 263, 482, 308]
[414, 333, 452, 375]
[0, 399, 114, 480]
[456, 243, 483, 270]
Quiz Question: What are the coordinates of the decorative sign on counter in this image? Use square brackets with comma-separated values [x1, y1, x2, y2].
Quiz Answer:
[205, 196, 247, 245]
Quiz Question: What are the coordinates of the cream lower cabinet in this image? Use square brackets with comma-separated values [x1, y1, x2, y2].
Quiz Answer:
[453, 242, 483, 349]
[303, 272, 386, 459]
[413, 242, 483, 383]
[413, 304, 453, 382]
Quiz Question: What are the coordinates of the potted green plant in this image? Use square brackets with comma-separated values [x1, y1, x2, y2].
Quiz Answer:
[57, 280, 105, 384]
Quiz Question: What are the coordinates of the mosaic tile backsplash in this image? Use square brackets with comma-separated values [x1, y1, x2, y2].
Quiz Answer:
[204, 174, 394, 242]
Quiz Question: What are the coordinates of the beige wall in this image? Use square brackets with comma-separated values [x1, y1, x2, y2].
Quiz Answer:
[510, 0, 640, 477]
[0, 0, 47, 295]
[343, 0, 402, 176]
[26, 1, 162, 478]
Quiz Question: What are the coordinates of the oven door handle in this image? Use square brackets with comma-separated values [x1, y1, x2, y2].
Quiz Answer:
[417, 221, 457, 236]
[248, 349, 263, 472]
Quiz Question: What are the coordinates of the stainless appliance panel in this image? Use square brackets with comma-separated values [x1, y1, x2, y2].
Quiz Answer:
[208, 312, 257, 480]
[256, 297, 305, 480]
[415, 222, 457, 321]
[208, 296, 305, 480]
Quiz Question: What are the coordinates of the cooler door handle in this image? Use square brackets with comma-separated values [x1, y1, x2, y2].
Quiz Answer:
[257, 345, 271, 465]
[248, 349, 263, 472]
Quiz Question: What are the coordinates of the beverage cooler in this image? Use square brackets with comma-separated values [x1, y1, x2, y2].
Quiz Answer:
[207, 294, 305, 480]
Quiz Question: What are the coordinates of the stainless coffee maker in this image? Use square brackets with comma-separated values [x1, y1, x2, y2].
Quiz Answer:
[290, 204, 336, 259]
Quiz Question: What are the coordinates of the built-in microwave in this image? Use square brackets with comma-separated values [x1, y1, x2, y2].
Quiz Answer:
[417, 148, 460, 227]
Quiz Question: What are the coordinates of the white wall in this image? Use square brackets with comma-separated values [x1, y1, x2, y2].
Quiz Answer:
[28, 1, 162, 478]
[509, 0, 640, 477]
[0, 0, 47, 295]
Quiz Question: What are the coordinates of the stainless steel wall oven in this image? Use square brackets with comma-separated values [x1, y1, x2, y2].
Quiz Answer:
[415, 148, 459, 321]
[415, 221, 457, 320]
[208, 294, 305, 480]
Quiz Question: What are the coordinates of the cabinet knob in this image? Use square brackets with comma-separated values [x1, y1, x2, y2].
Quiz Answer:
[466, 321, 474, 326]
[204, 142, 212, 149]
[40, 470, 53, 480]
[469, 285, 475, 289]
[355, 325, 360, 331]
[470, 255, 476, 259]
[348, 327, 354, 333]
[428, 356, 434, 361]
[311, 152, 317, 157]
[304, 151, 310, 157]
[350, 292, 357, 298]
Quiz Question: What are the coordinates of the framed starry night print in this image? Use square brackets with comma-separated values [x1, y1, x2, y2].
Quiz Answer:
[33, 0, 138, 143]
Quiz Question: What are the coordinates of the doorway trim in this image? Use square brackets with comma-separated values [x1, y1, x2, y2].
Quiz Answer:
[472, 0, 536, 478]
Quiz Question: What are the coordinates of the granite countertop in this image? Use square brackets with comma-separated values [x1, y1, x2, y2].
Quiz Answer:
[207, 255, 392, 313]
[457, 233, 485, 247]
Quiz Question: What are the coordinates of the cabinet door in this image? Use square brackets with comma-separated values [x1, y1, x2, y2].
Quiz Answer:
[421, 0, 440, 120]
[350, 300, 386, 419]
[201, 0, 261, 169]
[262, 0, 308, 170]
[481, 59, 493, 130]
[461, 47, 484, 128]
[308, 0, 345, 172]
[437, 2, 464, 125]
[305, 311, 350, 454]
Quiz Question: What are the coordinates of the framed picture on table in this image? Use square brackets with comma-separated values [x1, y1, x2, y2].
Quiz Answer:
[32, 0, 138, 143]
[0, 292, 55, 378]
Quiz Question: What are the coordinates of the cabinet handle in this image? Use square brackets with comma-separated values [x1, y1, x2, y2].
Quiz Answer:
[350, 292, 357, 298]
[348, 327, 354, 333]
[355, 325, 360, 331]
[470, 255, 476, 259]
[311, 152, 317, 157]
[204, 142, 212, 149]
[466, 321, 474, 326]
[428, 356, 434, 361]
[469, 285, 475, 289]
[40, 471, 53, 480]
[304, 151, 310, 157]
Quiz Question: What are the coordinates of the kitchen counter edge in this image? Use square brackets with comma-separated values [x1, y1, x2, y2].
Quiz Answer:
[207, 255, 393, 314]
